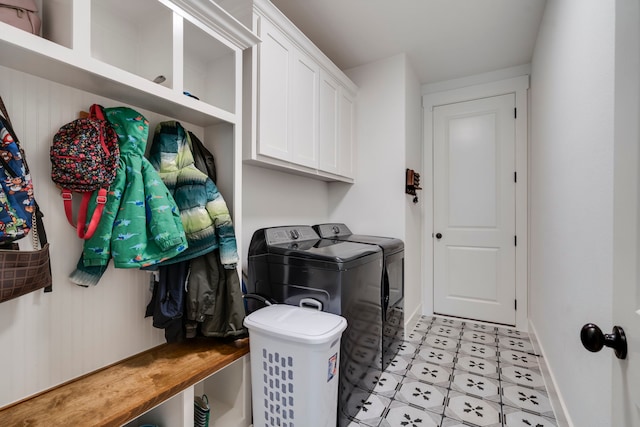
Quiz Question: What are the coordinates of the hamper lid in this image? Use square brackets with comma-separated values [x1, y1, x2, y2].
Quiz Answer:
[244, 304, 347, 345]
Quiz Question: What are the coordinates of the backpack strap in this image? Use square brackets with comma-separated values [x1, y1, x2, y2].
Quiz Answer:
[89, 104, 103, 119]
[59, 104, 110, 240]
[0, 95, 12, 126]
[0, 97, 30, 174]
[89, 104, 114, 159]
[61, 188, 107, 240]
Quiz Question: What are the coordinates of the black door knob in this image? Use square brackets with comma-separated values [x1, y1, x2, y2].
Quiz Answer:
[580, 323, 627, 359]
[435, 233, 442, 239]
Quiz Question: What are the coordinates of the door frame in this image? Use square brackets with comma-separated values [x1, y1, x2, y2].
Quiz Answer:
[422, 75, 529, 331]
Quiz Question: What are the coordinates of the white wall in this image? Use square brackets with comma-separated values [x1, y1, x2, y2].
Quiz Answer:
[329, 54, 407, 238]
[241, 164, 329, 267]
[529, 1, 615, 425]
[329, 53, 423, 328]
[403, 60, 424, 328]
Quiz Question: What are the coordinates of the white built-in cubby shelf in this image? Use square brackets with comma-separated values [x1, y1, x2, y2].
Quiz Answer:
[0, 339, 250, 427]
[0, 0, 258, 127]
[0, 1, 258, 426]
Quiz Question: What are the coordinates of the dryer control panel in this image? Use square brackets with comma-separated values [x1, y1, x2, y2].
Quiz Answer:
[314, 223, 352, 238]
[265, 226, 319, 245]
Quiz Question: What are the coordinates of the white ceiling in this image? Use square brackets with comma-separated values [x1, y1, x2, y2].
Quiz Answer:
[269, 0, 547, 84]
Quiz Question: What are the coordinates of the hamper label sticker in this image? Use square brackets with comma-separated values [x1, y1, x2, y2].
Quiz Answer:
[328, 353, 338, 382]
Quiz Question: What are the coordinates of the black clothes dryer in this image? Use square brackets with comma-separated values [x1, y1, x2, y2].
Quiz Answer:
[314, 223, 405, 371]
[247, 225, 385, 426]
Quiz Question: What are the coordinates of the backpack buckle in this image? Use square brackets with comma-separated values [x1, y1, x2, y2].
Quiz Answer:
[96, 195, 107, 204]
[61, 191, 72, 201]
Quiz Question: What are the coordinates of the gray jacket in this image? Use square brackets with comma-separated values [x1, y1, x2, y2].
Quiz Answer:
[186, 251, 246, 338]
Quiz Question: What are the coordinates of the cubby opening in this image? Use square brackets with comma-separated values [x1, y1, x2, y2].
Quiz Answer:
[183, 19, 236, 113]
[90, 0, 173, 88]
[41, 0, 73, 49]
[194, 356, 251, 427]
[123, 389, 192, 427]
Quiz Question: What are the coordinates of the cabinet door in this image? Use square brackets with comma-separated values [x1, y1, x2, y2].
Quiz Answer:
[318, 70, 340, 174]
[257, 17, 293, 161]
[338, 90, 355, 178]
[291, 49, 319, 168]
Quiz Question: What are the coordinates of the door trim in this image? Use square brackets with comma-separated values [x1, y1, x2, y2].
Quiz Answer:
[422, 75, 529, 331]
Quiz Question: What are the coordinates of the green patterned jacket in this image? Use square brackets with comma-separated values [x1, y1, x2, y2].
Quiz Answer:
[81, 107, 188, 269]
[147, 121, 239, 268]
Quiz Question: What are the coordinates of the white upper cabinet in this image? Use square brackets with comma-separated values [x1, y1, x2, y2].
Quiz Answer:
[318, 69, 356, 178]
[318, 70, 340, 175]
[291, 48, 319, 168]
[339, 89, 356, 178]
[257, 16, 294, 160]
[244, 0, 357, 182]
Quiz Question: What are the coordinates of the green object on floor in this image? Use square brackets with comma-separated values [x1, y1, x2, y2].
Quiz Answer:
[194, 394, 210, 427]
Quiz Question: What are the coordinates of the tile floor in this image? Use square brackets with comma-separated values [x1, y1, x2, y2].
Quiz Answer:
[344, 315, 558, 427]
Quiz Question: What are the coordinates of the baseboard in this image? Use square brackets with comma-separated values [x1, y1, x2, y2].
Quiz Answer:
[405, 303, 423, 337]
[528, 320, 573, 427]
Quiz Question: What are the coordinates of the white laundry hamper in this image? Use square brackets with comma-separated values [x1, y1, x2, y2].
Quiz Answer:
[244, 304, 347, 427]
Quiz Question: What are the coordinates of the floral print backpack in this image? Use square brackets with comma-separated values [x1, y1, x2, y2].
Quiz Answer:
[50, 104, 120, 240]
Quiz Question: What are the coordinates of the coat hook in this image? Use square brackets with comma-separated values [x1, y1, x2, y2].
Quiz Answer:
[406, 168, 422, 203]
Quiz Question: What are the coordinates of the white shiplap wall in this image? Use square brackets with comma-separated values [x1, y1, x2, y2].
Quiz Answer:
[0, 65, 205, 407]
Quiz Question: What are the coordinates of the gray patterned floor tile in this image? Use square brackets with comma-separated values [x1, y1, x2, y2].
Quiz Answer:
[499, 349, 540, 369]
[501, 383, 555, 418]
[345, 389, 391, 426]
[451, 371, 500, 399]
[433, 317, 465, 328]
[380, 402, 442, 427]
[416, 346, 456, 367]
[440, 416, 471, 427]
[444, 391, 502, 427]
[406, 331, 427, 343]
[503, 406, 557, 426]
[406, 361, 453, 388]
[461, 330, 497, 346]
[458, 341, 498, 360]
[496, 327, 530, 339]
[395, 380, 447, 413]
[358, 370, 402, 398]
[501, 366, 546, 389]
[465, 322, 498, 334]
[363, 316, 559, 427]
[498, 336, 535, 353]
[430, 325, 463, 339]
[456, 355, 499, 378]
[385, 353, 412, 374]
[423, 334, 459, 351]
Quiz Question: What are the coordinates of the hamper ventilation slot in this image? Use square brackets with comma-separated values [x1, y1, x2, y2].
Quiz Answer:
[262, 348, 294, 426]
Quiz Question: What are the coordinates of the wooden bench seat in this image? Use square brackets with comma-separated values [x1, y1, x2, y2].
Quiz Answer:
[0, 338, 249, 427]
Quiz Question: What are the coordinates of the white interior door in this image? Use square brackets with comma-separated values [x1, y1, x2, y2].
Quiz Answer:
[611, 0, 640, 423]
[433, 93, 516, 325]
[611, 145, 640, 427]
